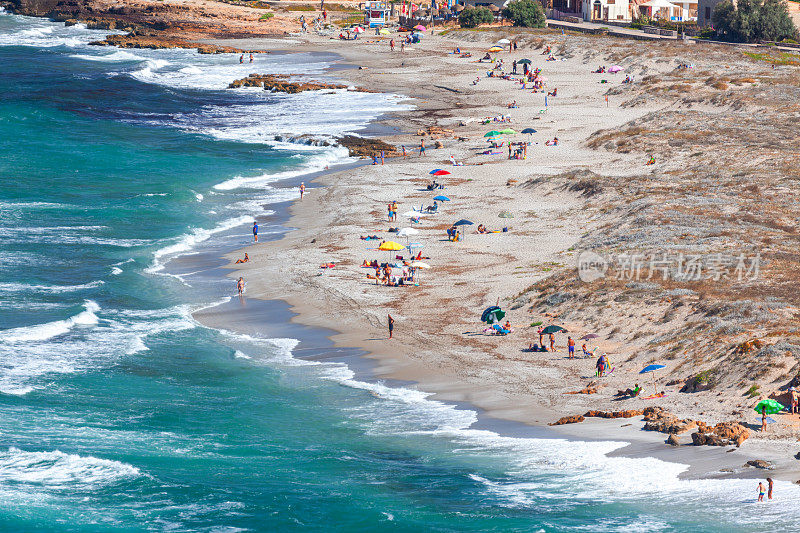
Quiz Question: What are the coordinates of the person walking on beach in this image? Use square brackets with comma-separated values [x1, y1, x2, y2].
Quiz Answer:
[758, 481, 766, 502]
[381, 150, 385, 165]
[390, 38, 395, 52]
[419, 139, 425, 156]
[761, 406, 768, 432]
[252, 221, 258, 243]
[401, 145, 407, 158]
[400, 41, 405, 53]
[237, 277, 244, 295]
[567, 336, 575, 359]
[767, 477, 774, 499]
[299, 182, 305, 199]
[391, 201, 398, 222]
[549, 333, 555, 352]
[388, 314, 394, 339]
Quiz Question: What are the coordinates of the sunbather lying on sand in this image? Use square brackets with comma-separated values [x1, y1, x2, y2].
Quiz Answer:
[235, 253, 249, 264]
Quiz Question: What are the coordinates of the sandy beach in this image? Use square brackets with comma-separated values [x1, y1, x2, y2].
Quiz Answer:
[191, 28, 800, 482]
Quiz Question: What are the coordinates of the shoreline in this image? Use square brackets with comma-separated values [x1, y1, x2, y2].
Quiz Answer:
[193, 36, 800, 483]
[8, 2, 800, 488]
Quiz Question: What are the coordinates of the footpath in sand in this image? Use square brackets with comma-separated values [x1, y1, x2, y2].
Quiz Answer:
[211, 29, 800, 479]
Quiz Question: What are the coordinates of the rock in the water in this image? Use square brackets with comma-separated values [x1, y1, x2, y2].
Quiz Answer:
[666, 434, 680, 446]
[745, 460, 774, 469]
[228, 74, 370, 93]
[583, 409, 643, 419]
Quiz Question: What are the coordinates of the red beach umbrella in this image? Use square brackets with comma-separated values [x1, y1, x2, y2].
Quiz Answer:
[430, 169, 451, 176]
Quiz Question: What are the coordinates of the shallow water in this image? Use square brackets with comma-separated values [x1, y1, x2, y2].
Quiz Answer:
[1, 10, 798, 532]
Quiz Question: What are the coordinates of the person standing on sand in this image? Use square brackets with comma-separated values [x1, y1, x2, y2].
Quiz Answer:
[758, 482, 766, 502]
[549, 333, 555, 352]
[390, 39, 395, 52]
[237, 277, 244, 295]
[401, 145, 407, 158]
[761, 406, 767, 432]
[537, 326, 543, 348]
[400, 41, 405, 53]
[767, 477, 774, 499]
[252, 221, 258, 243]
[388, 314, 394, 339]
[567, 336, 575, 359]
[419, 139, 425, 156]
[381, 150, 385, 165]
[790, 387, 798, 414]
[299, 182, 305, 199]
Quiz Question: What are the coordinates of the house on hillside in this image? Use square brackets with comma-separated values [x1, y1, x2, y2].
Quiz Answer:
[697, 0, 723, 25]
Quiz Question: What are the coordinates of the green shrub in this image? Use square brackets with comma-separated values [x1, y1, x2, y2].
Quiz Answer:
[713, 0, 798, 42]
[746, 384, 760, 398]
[259, 13, 274, 20]
[502, 0, 546, 28]
[458, 7, 494, 28]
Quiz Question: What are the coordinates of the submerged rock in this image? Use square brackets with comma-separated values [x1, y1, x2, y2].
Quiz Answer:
[228, 74, 370, 93]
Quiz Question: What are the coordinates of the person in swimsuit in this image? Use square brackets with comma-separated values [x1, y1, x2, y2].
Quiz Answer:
[567, 336, 575, 359]
[237, 277, 244, 295]
[235, 252, 249, 264]
[388, 314, 394, 339]
[239, 54, 244, 64]
[252, 221, 258, 243]
[549, 333, 555, 352]
[419, 139, 425, 156]
[538, 327, 544, 348]
[758, 482, 766, 502]
[596, 355, 606, 377]
[767, 477, 774, 499]
[299, 182, 305, 199]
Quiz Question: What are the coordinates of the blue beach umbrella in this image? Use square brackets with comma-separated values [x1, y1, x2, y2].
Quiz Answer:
[640, 364, 666, 393]
[521, 128, 537, 134]
[433, 195, 450, 202]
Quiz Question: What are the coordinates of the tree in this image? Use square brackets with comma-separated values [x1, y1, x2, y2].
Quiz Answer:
[458, 7, 494, 28]
[712, 0, 797, 42]
[502, 0, 546, 28]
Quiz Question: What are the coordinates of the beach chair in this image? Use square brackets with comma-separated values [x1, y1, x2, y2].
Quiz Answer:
[492, 324, 510, 335]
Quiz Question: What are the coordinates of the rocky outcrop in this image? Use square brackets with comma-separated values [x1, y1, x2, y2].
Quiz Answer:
[584, 409, 644, 419]
[91, 33, 244, 54]
[228, 74, 371, 93]
[666, 434, 681, 446]
[642, 406, 697, 434]
[337, 135, 400, 159]
[549, 415, 585, 426]
[691, 422, 749, 447]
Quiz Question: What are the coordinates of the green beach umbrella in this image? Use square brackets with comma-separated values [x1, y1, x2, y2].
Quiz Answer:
[517, 58, 532, 64]
[484, 130, 502, 137]
[481, 306, 506, 324]
[754, 399, 785, 415]
[541, 325, 566, 334]
[499, 128, 518, 135]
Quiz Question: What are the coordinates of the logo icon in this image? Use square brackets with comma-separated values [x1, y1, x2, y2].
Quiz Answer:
[577, 251, 607, 283]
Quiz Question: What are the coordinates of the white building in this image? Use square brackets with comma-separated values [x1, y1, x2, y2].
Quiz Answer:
[364, 1, 391, 27]
[582, 0, 632, 21]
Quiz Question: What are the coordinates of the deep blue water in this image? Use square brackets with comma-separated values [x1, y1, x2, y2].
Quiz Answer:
[1, 10, 799, 533]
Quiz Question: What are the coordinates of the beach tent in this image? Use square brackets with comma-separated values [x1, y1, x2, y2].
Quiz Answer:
[481, 305, 506, 324]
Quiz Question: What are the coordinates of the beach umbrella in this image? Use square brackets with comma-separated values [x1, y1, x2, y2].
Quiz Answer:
[517, 58, 532, 64]
[453, 219, 473, 226]
[481, 305, 506, 324]
[397, 228, 419, 237]
[379, 28, 390, 35]
[609, 65, 624, 73]
[407, 242, 424, 249]
[378, 241, 405, 251]
[499, 128, 518, 135]
[352, 26, 365, 33]
[430, 169, 451, 176]
[521, 128, 537, 134]
[411, 261, 430, 269]
[754, 399, 785, 415]
[484, 130, 502, 137]
[541, 325, 566, 334]
[414, 24, 426, 31]
[488, 46, 504, 53]
[580, 333, 599, 340]
[433, 195, 450, 202]
[640, 363, 666, 393]
[497, 38, 511, 45]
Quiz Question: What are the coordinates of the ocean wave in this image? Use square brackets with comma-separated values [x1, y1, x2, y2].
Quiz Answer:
[0, 447, 141, 489]
[213, 149, 349, 191]
[70, 50, 147, 62]
[0, 281, 104, 294]
[147, 215, 253, 273]
[0, 300, 100, 343]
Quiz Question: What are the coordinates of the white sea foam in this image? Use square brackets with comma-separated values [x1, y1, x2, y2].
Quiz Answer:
[147, 215, 253, 273]
[0, 447, 141, 489]
[214, 149, 349, 191]
[0, 281, 103, 294]
[0, 300, 100, 343]
[110, 267, 123, 275]
[70, 50, 146, 62]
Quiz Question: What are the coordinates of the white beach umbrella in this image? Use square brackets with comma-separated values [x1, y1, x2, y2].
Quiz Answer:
[410, 261, 430, 269]
[397, 228, 419, 237]
[496, 38, 511, 45]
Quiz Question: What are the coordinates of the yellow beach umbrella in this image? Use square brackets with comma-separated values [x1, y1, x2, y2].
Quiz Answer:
[488, 46, 503, 52]
[378, 241, 405, 251]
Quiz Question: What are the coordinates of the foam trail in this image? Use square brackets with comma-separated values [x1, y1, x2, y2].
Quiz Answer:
[0, 300, 100, 343]
[0, 447, 141, 488]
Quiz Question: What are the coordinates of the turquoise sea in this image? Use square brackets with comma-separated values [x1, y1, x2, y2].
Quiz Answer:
[1, 9, 799, 532]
